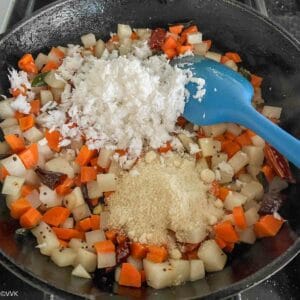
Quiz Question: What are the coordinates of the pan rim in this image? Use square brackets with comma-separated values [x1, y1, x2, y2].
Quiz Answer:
[0, 0, 299, 298]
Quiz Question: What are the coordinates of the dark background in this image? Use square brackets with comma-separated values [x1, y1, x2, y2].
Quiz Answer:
[0, 0, 299, 299]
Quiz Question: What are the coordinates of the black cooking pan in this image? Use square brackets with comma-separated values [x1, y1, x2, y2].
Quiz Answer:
[0, 0, 299, 299]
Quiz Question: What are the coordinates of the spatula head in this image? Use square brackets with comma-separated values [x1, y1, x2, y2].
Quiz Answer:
[175, 56, 254, 125]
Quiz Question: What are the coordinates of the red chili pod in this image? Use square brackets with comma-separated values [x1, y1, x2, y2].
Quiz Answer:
[149, 28, 167, 50]
[264, 144, 295, 183]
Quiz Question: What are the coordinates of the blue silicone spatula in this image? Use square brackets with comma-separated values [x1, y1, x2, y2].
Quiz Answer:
[177, 56, 300, 168]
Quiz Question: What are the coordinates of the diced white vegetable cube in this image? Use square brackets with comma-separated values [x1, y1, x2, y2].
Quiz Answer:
[251, 135, 265, 147]
[223, 213, 235, 224]
[117, 24, 132, 40]
[170, 259, 190, 286]
[97, 252, 116, 268]
[86, 180, 103, 199]
[127, 256, 143, 271]
[38, 141, 54, 160]
[51, 248, 77, 267]
[189, 259, 205, 281]
[97, 148, 114, 169]
[35, 53, 48, 70]
[2, 125, 22, 137]
[50, 87, 64, 101]
[32, 222, 60, 256]
[211, 153, 228, 169]
[200, 169, 215, 183]
[197, 240, 227, 272]
[226, 123, 242, 136]
[242, 146, 264, 166]
[40, 90, 53, 105]
[95, 39, 105, 58]
[26, 189, 41, 208]
[74, 248, 97, 272]
[0, 99, 15, 119]
[187, 32, 202, 44]
[262, 105, 282, 119]
[61, 217, 74, 229]
[143, 259, 175, 289]
[63, 187, 85, 210]
[119, 38, 132, 55]
[44, 71, 65, 89]
[237, 227, 256, 244]
[224, 191, 247, 211]
[224, 59, 238, 71]
[0, 141, 10, 155]
[108, 160, 122, 175]
[0, 118, 18, 128]
[193, 42, 209, 56]
[238, 173, 253, 183]
[205, 51, 222, 62]
[228, 151, 249, 173]
[202, 124, 227, 137]
[85, 229, 106, 251]
[134, 28, 151, 40]
[177, 134, 199, 154]
[241, 181, 264, 201]
[195, 158, 209, 174]
[244, 199, 260, 211]
[72, 264, 91, 279]
[72, 203, 91, 222]
[1, 154, 26, 177]
[45, 157, 74, 178]
[97, 173, 117, 192]
[198, 138, 221, 157]
[81, 33, 97, 48]
[69, 238, 88, 250]
[23, 127, 43, 143]
[244, 207, 260, 227]
[2, 175, 25, 196]
[39, 185, 62, 208]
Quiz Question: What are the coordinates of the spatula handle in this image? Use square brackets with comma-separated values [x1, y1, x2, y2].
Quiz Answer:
[235, 106, 300, 168]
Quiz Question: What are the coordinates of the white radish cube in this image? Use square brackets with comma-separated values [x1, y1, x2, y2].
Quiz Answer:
[177, 134, 199, 154]
[45, 157, 75, 178]
[63, 187, 85, 210]
[35, 53, 48, 70]
[74, 248, 97, 272]
[193, 42, 209, 55]
[189, 259, 205, 281]
[38, 141, 54, 160]
[228, 151, 249, 173]
[238, 173, 253, 183]
[50, 87, 64, 101]
[72, 203, 91, 222]
[0, 99, 15, 119]
[241, 181, 264, 201]
[97, 252, 116, 268]
[242, 146, 264, 166]
[95, 39, 105, 58]
[262, 105, 282, 119]
[2, 125, 22, 137]
[197, 240, 227, 272]
[246, 165, 261, 179]
[203, 123, 227, 137]
[40, 90, 53, 105]
[2, 175, 25, 196]
[200, 169, 215, 183]
[51, 248, 77, 267]
[97, 173, 117, 192]
[143, 259, 175, 289]
[237, 227, 256, 244]
[81, 33, 97, 48]
[23, 127, 43, 143]
[119, 38, 132, 56]
[127, 256, 143, 271]
[226, 123, 243, 136]
[69, 238, 88, 250]
[61, 217, 74, 229]
[85, 229, 106, 251]
[187, 32, 203, 44]
[39, 185, 62, 208]
[205, 51, 222, 62]
[211, 153, 228, 169]
[27, 190, 42, 208]
[44, 71, 65, 89]
[1, 154, 26, 177]
[244, 207, 260, 226]
[72, 264, 91, 279]
[195, 158, 209, 174]
[224, 191, 247, 211]
[97, 148, 114, 169]
[117, 24, 132, 40]
[0, 118, 18, 128]
[170, 259, 190, 285]
[86, 180, 103, 199]
[198, 138, 221, 157]
[251, 135, 265, 147]
[224, 60, 238, 72]
[100, 211, 109, 230]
